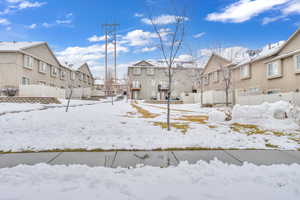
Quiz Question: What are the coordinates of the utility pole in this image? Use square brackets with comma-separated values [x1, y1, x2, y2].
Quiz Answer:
[102, 24, 119, 97]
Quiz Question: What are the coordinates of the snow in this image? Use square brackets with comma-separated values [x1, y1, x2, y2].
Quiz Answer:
[0, 100, 299, 152]
[0, 161, 300, 200]
[0, 41, 44, 51]
[208, 110, 226, 122]
[232, 101, 299, 130]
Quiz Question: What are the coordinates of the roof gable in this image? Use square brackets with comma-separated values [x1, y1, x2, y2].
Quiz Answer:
[78, 63, 93, 78]
[22, 43, 61, 66]
[201, 54, 231, 75]
[133, 60, 154, 66]
[277, 28, 300, 56]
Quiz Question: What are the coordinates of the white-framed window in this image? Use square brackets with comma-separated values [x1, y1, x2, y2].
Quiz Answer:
[60, 70, 66, 80]
[133, 68, 141, 75]
[78, 73, 84, 81]
[213, 71, 219, 82]
[294, 54, 300, 72]
[24, 55, 33, 69]
[51, 66, 58, 77]
[240, 65, 250, 79]
[267, 61, 281, 77]
[38, 61, 47, 73]
[159, 80, 168, 89]
[132, 80, 140, 88]
[71, 72, 76, 80]
[21, 77, 30, 85]
[147, 68, 155, 75]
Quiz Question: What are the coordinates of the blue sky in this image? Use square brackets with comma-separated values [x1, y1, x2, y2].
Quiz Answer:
[0, 0, 300, 77]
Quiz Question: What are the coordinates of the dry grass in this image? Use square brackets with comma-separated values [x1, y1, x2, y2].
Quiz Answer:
[131, 103, 160, 119]
[175, 115, 208, 124]
[153, 121, 190, 134]
[208, 125, 218, 129]
[265, 143, 279, 148]
[231, 123, 266, 135]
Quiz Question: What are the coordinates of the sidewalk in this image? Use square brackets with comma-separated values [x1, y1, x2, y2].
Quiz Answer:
[0, 150, 299, 168]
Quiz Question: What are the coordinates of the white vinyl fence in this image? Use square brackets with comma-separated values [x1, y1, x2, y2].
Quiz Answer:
[19, 85, 65, 99]
[181, 90, 234, 105]
[236, 92, 300, 106]
[66, 87, 92, 99]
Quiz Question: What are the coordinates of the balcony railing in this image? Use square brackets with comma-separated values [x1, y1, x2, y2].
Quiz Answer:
[131, 83, 141, 90]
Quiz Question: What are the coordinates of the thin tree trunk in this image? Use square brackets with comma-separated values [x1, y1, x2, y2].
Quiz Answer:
[225, 89, 229, 107]
[167, 66, 171, 131]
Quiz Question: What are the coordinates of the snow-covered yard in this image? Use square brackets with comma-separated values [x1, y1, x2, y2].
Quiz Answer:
[0, 100, 299, 152]
[1, 160, 300, 200]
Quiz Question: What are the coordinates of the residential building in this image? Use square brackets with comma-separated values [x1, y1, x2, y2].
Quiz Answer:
[128, 60, 202, 100]
[200, 27, 300, 105]
[0, 42, 94, 96]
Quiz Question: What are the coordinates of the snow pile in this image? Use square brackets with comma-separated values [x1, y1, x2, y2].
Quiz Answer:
[208, 110, 226, 122]
[232, 101, 298, 130]
[0, 161, 300, 200]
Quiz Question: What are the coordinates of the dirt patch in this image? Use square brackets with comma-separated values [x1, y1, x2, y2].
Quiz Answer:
[152, 121, 189, 134]
[145, 104, 194, 113]
[131, 103, 160, 118]
[175, 115, 208, 124]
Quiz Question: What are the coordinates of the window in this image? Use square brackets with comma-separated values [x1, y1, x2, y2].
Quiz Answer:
[132, 80, 140, 88]
[295, 55, 300, 72]
[21, 77, 30, 85]
[133, 68, 141, 75]
[71, 72, 76, 80]
[212, 71, 219, 82]
[39, 61, 47, 73]
[60, 70, 66, 80]
[79, 73, 84, 81]
[267, 61, 280, 77]
[147, 68, 155, 75]
[24, 55, 33, 69]
[51, 66, 58, 77]
[240, 65, 250, 79]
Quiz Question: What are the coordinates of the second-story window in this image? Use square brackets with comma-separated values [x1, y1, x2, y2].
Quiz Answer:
[60, 70, 66, 80]
[267, 61, 280, 77]
[295, 54, 300, 71]
[204, 76, 209, 85]
[24, 55, 33, 69]
[132, 80, 140, 88]
[133, 68, 141, 75]
[51, 66, 58, 77]
[213, 71, 219, 82]
[147, 68, 155, 75]
[39, 61, 47, 73]
[71, 72, 76, 80]
[240, 65, 250, 79]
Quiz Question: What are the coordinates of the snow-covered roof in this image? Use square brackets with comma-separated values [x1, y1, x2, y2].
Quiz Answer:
[0, 41, 45, 51]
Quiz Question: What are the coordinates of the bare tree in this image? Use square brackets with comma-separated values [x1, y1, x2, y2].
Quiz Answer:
[219, 63, 231, 107]
[148, 4, 186, 131]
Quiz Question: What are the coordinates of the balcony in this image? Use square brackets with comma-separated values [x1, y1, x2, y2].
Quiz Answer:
[158, 84, 169, 91]
[131, 83, 141, 91]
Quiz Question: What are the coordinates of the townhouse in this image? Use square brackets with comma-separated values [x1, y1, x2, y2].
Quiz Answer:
[128, 60, 202, 100]
[0, 42, 94, 96]
[200, 27, 300, 105]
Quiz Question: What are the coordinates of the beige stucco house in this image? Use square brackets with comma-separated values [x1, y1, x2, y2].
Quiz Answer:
[200, 27, 300, 105]
[128, 60, 202, 100]
[0, 42, 94, 96]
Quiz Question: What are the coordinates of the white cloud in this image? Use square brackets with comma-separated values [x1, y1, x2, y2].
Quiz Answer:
[26, 23, 37, 29]
[141, 14, 188, 25]
[87, 35, 107, 42]
[140, 47, 157, 52]
[122, 29, 157, 46]
[18, 1, 46, 10]
[56, 19, 72, 25]
[134, 13, 144, 17]
[193, 32, 205, 39]
[206, 0, 289, 23]
[262, 16, 286, 25]
[282, 1, 300, 15]
[56, 43, 129, 73]
[5, 26, 11, 31]
[42, 22, 52, 28]
[0, 18, 10, 25]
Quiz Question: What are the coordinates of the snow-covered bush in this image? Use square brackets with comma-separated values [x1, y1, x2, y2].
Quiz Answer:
[208, 110, 226, 122]
[232, 101, 291, 121]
